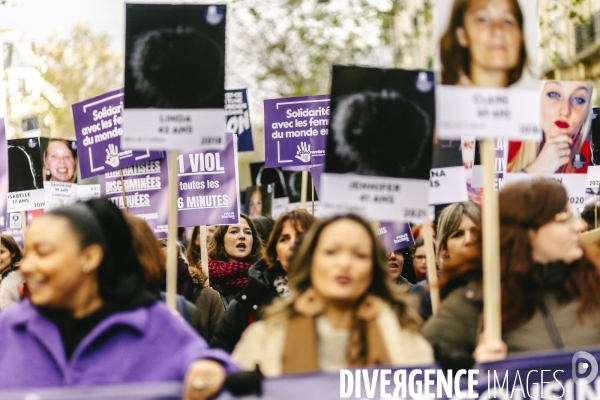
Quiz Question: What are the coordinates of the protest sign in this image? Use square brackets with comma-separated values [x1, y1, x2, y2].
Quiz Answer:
[321, 66, 434, 223]
[429, 139, 468, 205]
[100, 159, 169, 238]
[7, 137, 45, 212]
[586, 108, 600, 190]
[506, 81, 593, 205]
[122, 4, 227, 151]
[72, 89, 164, 179]
[264, 95, 329, 168]
[0, 118, 8, 229]
[177, 133, 240, 227]
[310, 164, 324, 199]
[250, 162, 318, 203]
[436, 0, 541, 141]
[226, 89, 253, 152]
[38, 137, 78, 202]
[244, 184, 274, 217]
[377, 221, 414, 252]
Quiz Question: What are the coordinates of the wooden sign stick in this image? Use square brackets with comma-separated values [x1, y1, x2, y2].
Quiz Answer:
[481, 139, 502, 341]
[165, 150, 179, 311]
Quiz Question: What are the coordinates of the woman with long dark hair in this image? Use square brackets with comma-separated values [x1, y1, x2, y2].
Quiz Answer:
[211, 210, 315, 352]
[208, 215, 263, 306]
[232, 214, 433, 376]
[423, 181, 599, 363]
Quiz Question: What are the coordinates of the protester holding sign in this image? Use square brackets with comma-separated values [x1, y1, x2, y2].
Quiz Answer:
[232, 214, 433, 376]
[423, 181, 600, 366]
[508, 81, 594, 174]
[211, 210, 316, 353]
[0, 199, 237, 397]
[208, 215, 263, 306]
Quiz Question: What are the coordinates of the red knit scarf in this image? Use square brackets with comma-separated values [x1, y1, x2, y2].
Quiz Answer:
[208, 258, 252, 291]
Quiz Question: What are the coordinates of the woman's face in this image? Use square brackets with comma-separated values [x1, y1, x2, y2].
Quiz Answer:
[194, 225, 217, 246]
[0, 244, 14, 272]
[223, 219, 254, 262]
[413, 246, 427, 275]
[276, 220, 303, 272]
[311, 219, 373, 305]
[249, 191, 263, 217]
[387, 251, 404, 280]
[46, 141, 75, 182]
[456, 0, 522, 77]
[20, 216, 98, 311]
[529, 210, 587, 264]
[443, 214, 478, 264]
[541, 81, 591, 140]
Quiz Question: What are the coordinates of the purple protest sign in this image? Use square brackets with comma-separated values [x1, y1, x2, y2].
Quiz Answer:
[72, 89, 164, 179]
[226, 89, 254, 152]
[0, 118, 7, 229]
[264, 95, 329, 169]
[177, 133, 240, 227]
[377, 221, 415, 252]
[310, 164, 324, 199]
[100, 158, 169, 238]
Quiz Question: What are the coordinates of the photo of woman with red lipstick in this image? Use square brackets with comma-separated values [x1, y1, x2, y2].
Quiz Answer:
[507, 81, 594, 174]
[440, 0, 529, 88]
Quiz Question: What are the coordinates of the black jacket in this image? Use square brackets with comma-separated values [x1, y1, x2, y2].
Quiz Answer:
[209, 259, 282, 353]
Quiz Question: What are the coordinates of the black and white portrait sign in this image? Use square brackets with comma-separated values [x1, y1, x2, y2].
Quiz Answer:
[321, 66, 434, 222]
[122, 4, 227, 151]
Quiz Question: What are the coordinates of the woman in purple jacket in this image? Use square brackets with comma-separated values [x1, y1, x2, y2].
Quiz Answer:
[0, 198, 237, 399]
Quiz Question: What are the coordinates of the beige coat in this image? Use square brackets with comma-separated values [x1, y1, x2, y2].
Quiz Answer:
[232, 294, 434, 377]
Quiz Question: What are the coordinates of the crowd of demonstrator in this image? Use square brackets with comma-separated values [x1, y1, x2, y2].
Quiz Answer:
[0, 180, 599, 398]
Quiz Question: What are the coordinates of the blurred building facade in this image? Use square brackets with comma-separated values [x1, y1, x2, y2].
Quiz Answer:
[1, 29, 63, 139]
[540, 0, 600, 105]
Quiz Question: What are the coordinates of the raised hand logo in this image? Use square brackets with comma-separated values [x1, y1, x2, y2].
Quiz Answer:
[295, 142, 311, 163]
[105, 143, 120, 168]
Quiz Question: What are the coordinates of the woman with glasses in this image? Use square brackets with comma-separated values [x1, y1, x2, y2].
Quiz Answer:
[423, 180, 600, 365]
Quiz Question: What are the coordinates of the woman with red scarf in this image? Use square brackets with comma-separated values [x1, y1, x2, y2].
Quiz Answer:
[208, 215, 264, 307]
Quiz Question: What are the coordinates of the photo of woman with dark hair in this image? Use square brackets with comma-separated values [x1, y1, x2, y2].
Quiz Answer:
[440, 0, 528, 87]
[124, 4, 225, 109]
[7, 138, 43, 193]
[325, 67, 434, 180]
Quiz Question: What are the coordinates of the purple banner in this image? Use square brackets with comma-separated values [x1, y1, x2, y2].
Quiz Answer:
[100, 158, 168, 238]
[226, 89, 254, 152]
[310, 164, 324, 199]
[72, 89, 164, 179]
[0, 119, 7, 229]
[177, 133, 240, 227]
[377, 221, 415, 252]
[264, 95, 329, 169]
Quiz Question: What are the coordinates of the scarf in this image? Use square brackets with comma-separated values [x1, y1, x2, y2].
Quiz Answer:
[208, 258, 253, 291]
[281, 289, 391, 374]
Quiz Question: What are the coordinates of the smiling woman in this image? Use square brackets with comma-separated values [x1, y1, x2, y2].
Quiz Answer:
[0, 199, 238, 396]
[232, 214, 433, 376]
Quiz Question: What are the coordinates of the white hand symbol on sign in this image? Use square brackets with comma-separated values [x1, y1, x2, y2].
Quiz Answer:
[295, 142, 311, 163]
[105, 144, 120, 168]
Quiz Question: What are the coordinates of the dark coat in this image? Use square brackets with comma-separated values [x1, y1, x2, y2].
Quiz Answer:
[210, 259, 281, 353]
